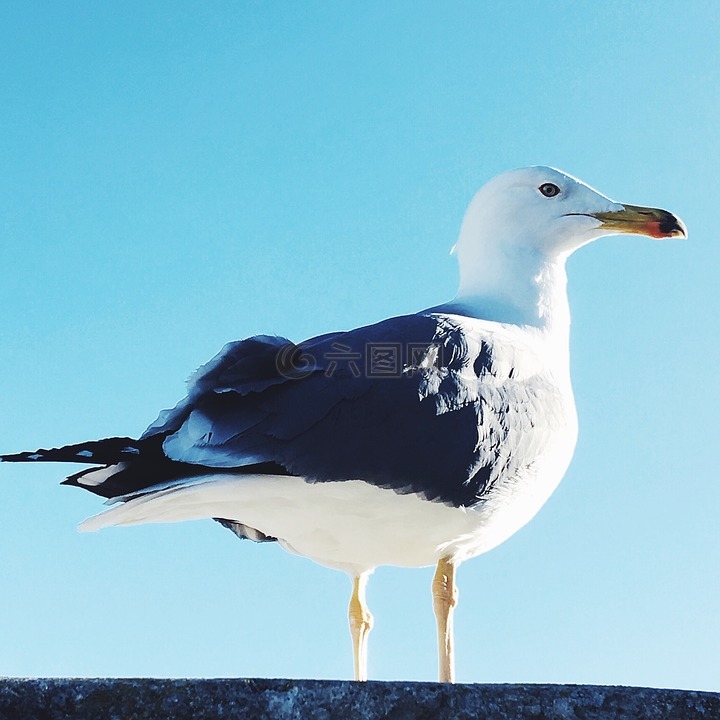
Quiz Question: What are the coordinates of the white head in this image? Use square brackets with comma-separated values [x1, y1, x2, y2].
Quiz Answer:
[451, 166, 686, 328]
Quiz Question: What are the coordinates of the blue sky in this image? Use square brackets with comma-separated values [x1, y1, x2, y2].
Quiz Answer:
[0, 1, 718, 690]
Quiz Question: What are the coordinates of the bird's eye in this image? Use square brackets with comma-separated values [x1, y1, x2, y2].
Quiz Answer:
[539, 183, 561, 198]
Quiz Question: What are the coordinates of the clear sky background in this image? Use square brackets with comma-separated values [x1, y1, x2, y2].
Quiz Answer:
[0, 1, 718, 691]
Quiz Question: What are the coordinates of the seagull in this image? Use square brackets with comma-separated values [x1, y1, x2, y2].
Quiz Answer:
[0, 167, 686, 683]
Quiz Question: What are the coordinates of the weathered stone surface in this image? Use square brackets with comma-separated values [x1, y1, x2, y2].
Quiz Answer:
[0, 679, 718, 719]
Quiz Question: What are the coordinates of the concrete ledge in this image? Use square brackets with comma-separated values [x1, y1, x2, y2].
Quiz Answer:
[0, 678, 718, 719]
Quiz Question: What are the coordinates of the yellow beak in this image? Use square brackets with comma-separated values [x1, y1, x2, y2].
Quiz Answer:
[591, 204, 687, 239]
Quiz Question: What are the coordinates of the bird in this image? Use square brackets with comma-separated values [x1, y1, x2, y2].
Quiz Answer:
[0, 166, 686, 683]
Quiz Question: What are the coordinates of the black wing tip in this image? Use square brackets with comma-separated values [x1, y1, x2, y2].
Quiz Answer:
[0, 450, 49, 463]
[0, 437, 142, 466]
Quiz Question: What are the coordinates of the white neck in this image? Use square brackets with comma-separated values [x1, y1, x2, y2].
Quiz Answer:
[433, 244, 572, 350]
[462, 244, 568, 322]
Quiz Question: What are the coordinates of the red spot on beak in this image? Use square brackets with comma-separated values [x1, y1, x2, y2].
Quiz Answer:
[646, 220, 666, 239]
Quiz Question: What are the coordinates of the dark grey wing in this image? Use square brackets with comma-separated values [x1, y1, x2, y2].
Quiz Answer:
[159, 314, 561, 507]
[47, 313, 564, 509]
[159, 316, 476, 503]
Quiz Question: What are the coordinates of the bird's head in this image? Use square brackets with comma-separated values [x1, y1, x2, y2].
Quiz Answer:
[450, 166, 686, 326]
[456, 166, 687, 263]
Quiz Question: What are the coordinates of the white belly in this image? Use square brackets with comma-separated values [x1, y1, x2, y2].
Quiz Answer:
[79, 458, 569, 576]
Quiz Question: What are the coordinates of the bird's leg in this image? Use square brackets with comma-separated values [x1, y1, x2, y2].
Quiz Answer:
[432, 556, 458, 683]
[348, 572, 373, 681]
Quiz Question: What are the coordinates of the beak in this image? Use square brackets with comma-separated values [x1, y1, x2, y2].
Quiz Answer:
[591, 204, 687, 239]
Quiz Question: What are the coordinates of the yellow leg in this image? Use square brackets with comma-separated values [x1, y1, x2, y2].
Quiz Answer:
[348, 573, 373, 681]
[432, 556, 458, 683]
